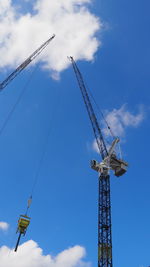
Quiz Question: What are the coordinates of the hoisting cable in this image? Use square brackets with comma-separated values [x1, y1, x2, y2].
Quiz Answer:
[85, 86, 123, 157]
[0, 64, 39, 138]
[14, 106, 55, 252]
[84, 81, 124, 158]
[2, 64, 42, 255]
[86, 84, 115, 139]
[30, 122, 53, 199]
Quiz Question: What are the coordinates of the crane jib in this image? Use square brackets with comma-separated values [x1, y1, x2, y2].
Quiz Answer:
[0, 34, 55, 91]
[70, 57, 108, 160]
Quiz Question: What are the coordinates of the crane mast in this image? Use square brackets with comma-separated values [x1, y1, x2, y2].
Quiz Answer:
[0, 34, 55, 91]
[69, 57, 128, 267]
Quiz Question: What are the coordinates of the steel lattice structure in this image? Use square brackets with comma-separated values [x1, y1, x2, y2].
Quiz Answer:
[70, 56, 127, 267]
[0, 34, 55, 91]
[98, 174, 112, 267]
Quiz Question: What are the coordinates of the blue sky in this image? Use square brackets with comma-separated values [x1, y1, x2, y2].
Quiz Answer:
[0, 0, 149, 266]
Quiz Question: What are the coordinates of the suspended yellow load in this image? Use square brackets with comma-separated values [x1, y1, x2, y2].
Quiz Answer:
[14, 214, 31, 252]
[17, 215, 30, 235]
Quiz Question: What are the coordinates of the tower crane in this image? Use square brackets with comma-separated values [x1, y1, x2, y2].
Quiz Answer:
[0, 34, 55, 91]
[69, 57, 128, 267]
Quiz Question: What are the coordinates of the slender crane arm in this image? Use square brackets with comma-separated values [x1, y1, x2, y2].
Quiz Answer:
[0, 34, 55, 91]
[69, 56, 108, 160]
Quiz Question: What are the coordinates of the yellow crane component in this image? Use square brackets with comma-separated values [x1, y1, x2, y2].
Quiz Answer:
[16, 215, 31, 235]
[14, 214, 31, 252]
[14, 196, 32, 252]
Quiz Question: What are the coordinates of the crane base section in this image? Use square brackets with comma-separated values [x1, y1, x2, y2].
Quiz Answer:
[98, 174, 113, 267]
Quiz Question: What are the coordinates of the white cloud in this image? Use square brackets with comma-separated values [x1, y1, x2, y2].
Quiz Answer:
[103, 105, 144, 138]
[0, 0, 101, 78]
[92, 105, 144, 153]
[0, 240, 91, 267]
[0, 222, 9, 231]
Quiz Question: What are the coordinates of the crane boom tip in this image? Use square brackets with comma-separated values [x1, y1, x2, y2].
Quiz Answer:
[50, 34, 55, 39]
[68, 56, 74, 62]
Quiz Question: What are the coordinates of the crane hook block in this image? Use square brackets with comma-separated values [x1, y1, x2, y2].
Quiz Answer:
[27, 196, 32, 209]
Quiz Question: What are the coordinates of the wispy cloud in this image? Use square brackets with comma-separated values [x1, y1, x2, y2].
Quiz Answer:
[0, 0, 101, 78]
[92, 105, 144, 153]
[0, 240, 91, 267]
[103, 105, 144, 138]
[0, 222, 9, 231]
